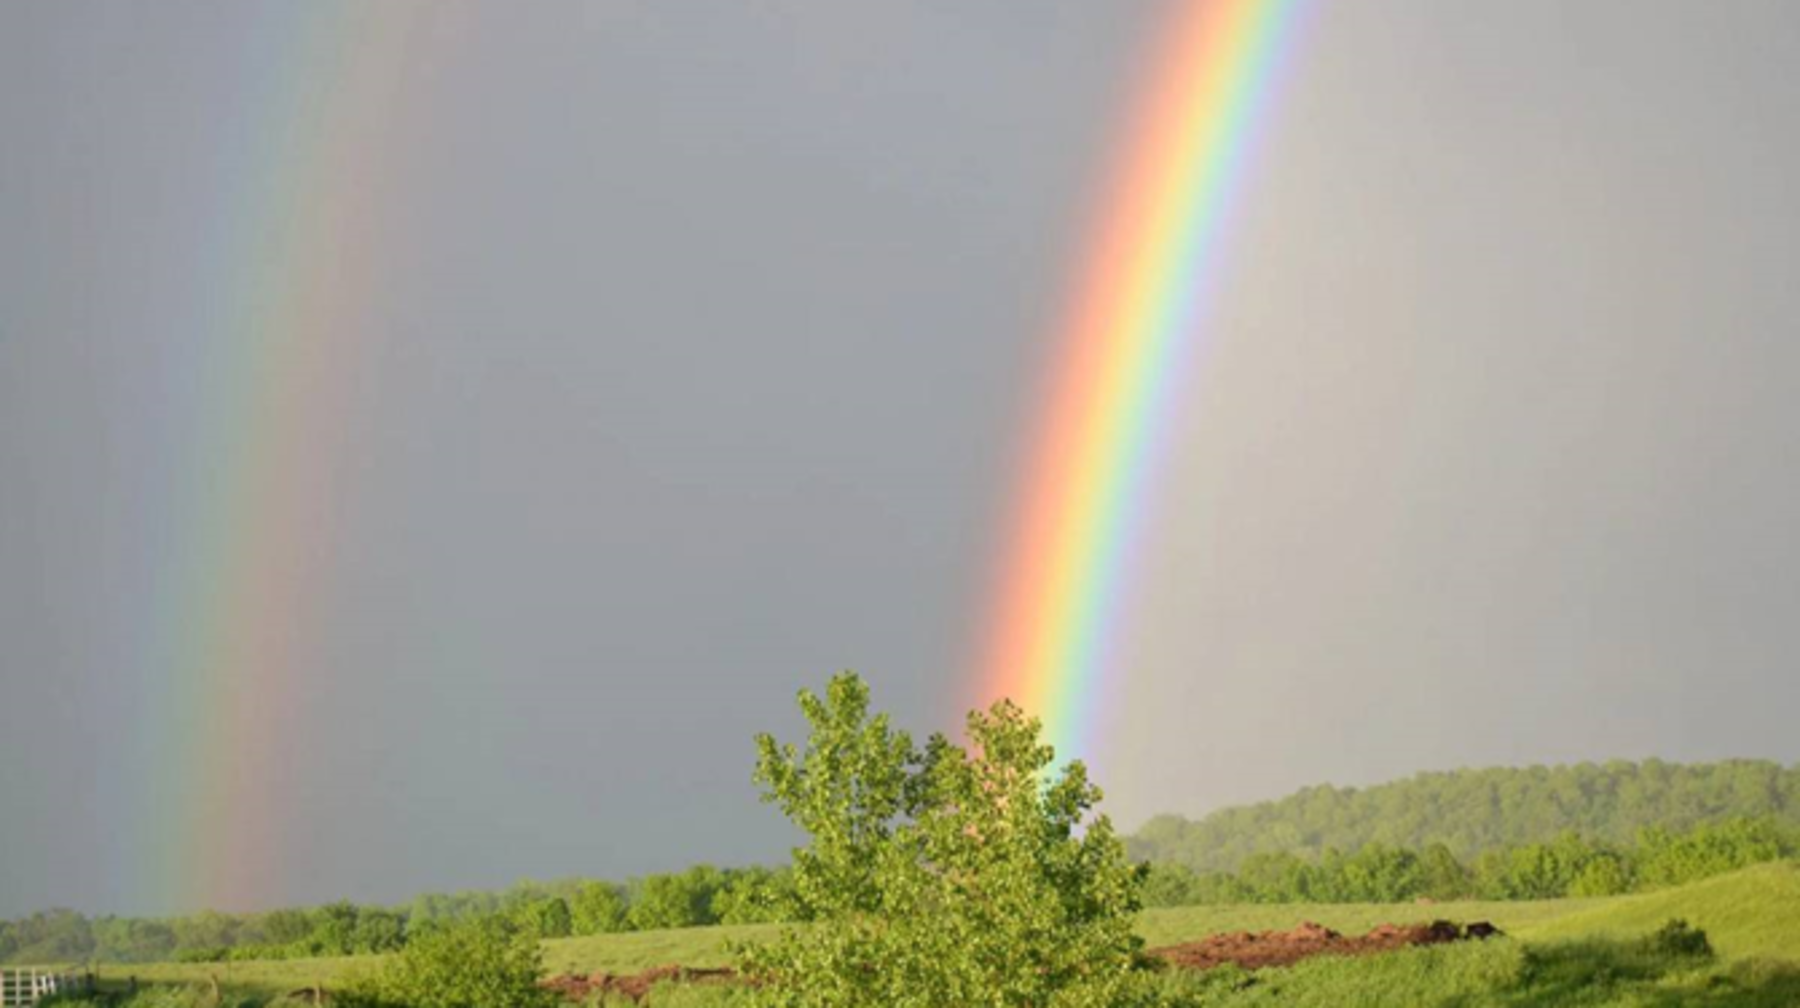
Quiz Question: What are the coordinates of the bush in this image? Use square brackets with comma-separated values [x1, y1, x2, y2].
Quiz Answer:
[740, 673, 1154, 1007]
[1646, 919, 1712, 959]
[342, 917, 555, 1008]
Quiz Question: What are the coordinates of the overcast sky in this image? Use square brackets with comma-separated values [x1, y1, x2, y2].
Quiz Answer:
[3, 1, 1799, 918]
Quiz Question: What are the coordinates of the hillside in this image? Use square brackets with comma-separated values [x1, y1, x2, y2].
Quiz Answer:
[1129, 759, 1800, 871]
[1520, 860, 1800, 962]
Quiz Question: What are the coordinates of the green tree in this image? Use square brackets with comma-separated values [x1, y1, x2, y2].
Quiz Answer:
[627, 866, 723, 931]
[4, 910, 95, 963]
[89, 917, 177, 963]
[569, 882, 627, 935]
[309, 901, 360, 955]
[351, 909, 408, 953]
[741, 672, 1150, 1007]
[1636, 817, 1789, 887]
[258, 908, 315, 946]
[1419, 842, 1473, 900]
[1141, 864, 1202, 908]
[517, 898, 571, 939]
[748, 673, 918, 922]
[170, 910, 239, 955]
[1568, 854, 1630, 897]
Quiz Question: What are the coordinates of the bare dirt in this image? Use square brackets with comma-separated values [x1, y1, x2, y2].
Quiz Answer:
[540, 920, 1503, 1001]
[541, 965, 738, 1003]
[1146, 919, 1502, 972]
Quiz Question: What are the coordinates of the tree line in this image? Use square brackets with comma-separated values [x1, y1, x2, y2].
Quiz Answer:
[8, 760, 1796, 965]
[0, 865, 795, 965]
[1142, 816, 1798, 907]
[1129, 759, 1800, 873]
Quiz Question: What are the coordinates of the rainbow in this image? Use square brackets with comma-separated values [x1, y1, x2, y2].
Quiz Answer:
[127, 5, 463, 912]
[972, 0, 1309, 762]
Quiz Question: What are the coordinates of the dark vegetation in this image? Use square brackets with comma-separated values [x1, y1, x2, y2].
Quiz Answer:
[1130, 759, 1800, 872]
[1142, 816, 1799, 906]
[0, 867, 795, 965]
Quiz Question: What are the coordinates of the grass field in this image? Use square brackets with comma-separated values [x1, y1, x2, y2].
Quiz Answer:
[1519, 861, 1800, 963]
[85, 862, 1800, 1005]
[1135, 895, 1610, 950]
[84, 893, 1598, 993]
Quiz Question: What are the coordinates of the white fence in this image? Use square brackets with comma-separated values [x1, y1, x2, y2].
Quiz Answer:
[0, 969, 91, 1008]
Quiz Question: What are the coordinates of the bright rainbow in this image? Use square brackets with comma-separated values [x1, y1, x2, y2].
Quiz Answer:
[972, 0, 1308, 761]
[127, 5, 463, 912]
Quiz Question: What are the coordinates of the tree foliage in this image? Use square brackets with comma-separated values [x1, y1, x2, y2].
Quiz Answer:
[1140, 818, 1796, 907]
[568, 882, 627, 935]
[742, 672, 1150, 1007]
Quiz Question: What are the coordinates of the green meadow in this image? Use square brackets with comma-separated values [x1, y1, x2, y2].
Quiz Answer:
[76, 862, 1800, 1006]
[84, 899, 1572, 993]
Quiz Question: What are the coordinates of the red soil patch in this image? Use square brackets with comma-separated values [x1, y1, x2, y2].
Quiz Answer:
[542, 965, 737, 1003]
[1146, 919, 1502, 972]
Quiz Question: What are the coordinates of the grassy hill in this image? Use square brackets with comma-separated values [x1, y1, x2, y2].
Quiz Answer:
[1520, 860, 1800, 963]
[1129, 759, 1800, 872]
[1159, 863, 1800, 1007]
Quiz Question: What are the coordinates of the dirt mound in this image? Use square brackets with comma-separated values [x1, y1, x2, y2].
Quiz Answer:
[1147, 919, 1501, 972]
[542, 965, 737, 1003]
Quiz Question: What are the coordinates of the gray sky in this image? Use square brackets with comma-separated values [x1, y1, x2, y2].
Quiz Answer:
[3, 1, 1799, 917]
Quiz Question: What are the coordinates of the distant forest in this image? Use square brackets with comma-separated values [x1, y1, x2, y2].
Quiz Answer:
[1128, 759, 1800, 872]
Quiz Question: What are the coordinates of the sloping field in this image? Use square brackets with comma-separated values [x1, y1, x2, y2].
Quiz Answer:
[1519, 860, 1800, 962]
[1135, 895, 1603, 950]
[1160, 865, 1800, 1007]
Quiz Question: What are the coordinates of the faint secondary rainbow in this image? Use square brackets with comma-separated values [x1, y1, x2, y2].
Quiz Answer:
[126, 5, 462, 912]
[972, 0, 1308, 761]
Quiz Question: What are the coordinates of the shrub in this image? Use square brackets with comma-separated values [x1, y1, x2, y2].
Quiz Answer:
[1646, 919, 1712, 959]
[342, 917, 555, 1008]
